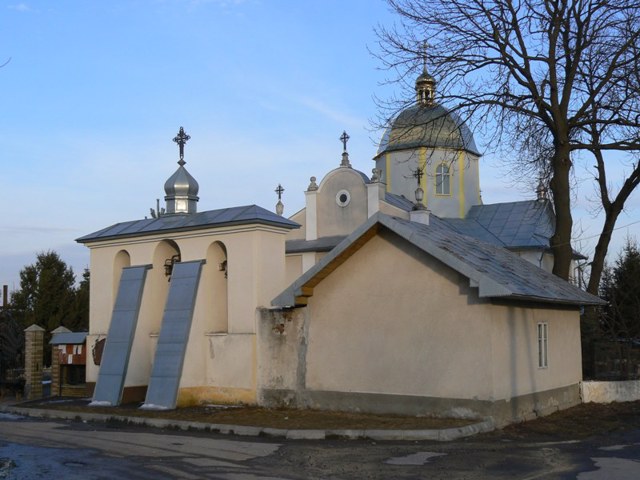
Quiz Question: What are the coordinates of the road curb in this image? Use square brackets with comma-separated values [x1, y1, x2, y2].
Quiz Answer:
[0, 404, 495, 441]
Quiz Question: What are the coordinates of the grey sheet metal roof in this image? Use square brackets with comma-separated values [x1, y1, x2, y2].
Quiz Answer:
[442, 200, 555, 250]
[77, 204, 299, 243]
[50, 331, 88, 345]
[384, 192, 416, 211]
[382, 196, 556, 251]
[286, 235, 347, 254]
[273, 212, 603, 308]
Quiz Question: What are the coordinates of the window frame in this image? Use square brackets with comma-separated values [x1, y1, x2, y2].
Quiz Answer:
[537, 322, 549, 368]
[435, 163, 451, 196]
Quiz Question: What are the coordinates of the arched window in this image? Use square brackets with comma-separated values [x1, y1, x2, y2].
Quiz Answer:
[206, 241, 228, 333]
[435, 163, 451, 195]
[113, 250, 131, 300]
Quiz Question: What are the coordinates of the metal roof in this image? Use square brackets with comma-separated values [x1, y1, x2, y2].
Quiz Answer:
[376, 104, 481, 157]
[384, 192, 416, 211]
[381, 197, 557, 251]
[77, 204, 300, 243]
[462, 200, 554, 249]
[286, 235, 347, 254]
[273, 212, 603, 308]
[50, 331, 88, 345]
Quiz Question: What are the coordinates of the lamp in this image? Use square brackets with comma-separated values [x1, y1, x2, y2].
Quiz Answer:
[219, 260, 228, 278]
[164, 254, 181, 279]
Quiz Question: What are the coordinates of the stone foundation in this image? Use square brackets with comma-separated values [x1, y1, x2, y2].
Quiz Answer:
[260, 384, 581, 427]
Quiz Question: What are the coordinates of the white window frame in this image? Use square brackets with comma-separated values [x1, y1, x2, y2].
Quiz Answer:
[435, 163, 451, 196]
[537, 322, 548, 368]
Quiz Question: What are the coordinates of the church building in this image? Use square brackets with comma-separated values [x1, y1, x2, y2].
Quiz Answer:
[77, 66, 602, 426]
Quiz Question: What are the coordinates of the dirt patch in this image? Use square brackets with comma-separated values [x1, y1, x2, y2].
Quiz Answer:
[19, 399, 475, 430]
[493, 401, 640, 440]
[16, 398, 640, 436]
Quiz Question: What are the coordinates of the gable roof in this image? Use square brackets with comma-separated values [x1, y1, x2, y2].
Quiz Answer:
[77, 204, 299, 244]
[272, 212, 603, 308]
[50, 331, 88, 345]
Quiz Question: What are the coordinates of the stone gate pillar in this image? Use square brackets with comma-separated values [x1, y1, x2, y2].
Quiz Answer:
[24, 324, 45, 400]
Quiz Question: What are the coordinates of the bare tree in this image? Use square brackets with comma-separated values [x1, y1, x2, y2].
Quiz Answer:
[375, 0, 640, 282]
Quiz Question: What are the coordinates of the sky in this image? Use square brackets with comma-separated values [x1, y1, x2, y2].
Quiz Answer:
[1, 0, 639, 295]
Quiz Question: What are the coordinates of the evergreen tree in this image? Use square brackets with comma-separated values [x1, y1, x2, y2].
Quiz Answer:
[12, 251, 78, 332]
[598, 238, 640, 379]
[601, 239, 640, 342]
[70, 268, 90, 332]
[0, 308, 24, 382]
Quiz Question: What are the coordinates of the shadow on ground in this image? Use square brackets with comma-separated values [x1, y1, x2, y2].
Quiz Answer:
[11, 397, 640, 439]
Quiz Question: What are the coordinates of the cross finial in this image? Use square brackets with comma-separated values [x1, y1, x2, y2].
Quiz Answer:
[421, 40, 429, 73]
[413, 166, 424, 185]
[275, 184, 284, 200]
[340, 130, 350, 152]
[173, 126, 191, 166]
[275, 184, 285, 216]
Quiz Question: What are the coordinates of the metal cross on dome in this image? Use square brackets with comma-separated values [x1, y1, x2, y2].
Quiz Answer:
[340, 131, 350, 152]
[275, 184, 284, 200]
[421, 40, 429, 72]
[173, 126, 191, 165]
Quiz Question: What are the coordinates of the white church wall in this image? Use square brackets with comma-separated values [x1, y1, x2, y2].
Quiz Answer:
[286, 209, 306, 240]
[378, 148, 480, 219]
[171, 226, 287, 405]
[489, 304, 582, 401]
[379, 149, 418, 202]
[126, 240, 176, 388]
[285, 254, 302, 286]
[176, 332, 257, 406]
[315, 168, 368, 239]
[462, 154, 481, 209]
[85, 222, 290, 405]
[86, 240, 160, 388]
[257, 307, 307, 400]
[513, 250, 549, 272]
[258, 228, 583, 423]
[304, 232, 495, 400]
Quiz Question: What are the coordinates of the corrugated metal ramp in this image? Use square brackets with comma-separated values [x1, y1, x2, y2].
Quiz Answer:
[90, 265, 151, 407]
[141, 260, 204, 410]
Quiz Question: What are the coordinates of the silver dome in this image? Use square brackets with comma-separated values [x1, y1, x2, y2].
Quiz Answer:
[376, 104, 480, 157]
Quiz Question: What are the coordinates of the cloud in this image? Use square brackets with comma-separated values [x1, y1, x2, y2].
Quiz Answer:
[8, 3, 37, 13]
[293, 95, 367, 130]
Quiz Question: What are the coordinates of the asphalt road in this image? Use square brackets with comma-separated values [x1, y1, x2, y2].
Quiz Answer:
[1, 412, 640, 479]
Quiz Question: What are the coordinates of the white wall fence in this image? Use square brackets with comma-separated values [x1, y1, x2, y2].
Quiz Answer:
[581, 380, 640, 403]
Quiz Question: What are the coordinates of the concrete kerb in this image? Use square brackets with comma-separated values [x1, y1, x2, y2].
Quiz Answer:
[0, 404, 495, 441]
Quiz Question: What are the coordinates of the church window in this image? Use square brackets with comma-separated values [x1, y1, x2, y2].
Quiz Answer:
[537, 322, 548, 368]
[336, 189, 351, 207]
[435, 163, 451, 195]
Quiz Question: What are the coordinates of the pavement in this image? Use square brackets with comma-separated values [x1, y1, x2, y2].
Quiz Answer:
[0, 399, 495, 442]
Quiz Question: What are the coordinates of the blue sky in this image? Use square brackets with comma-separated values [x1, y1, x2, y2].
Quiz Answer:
[1, 0, 639, 294]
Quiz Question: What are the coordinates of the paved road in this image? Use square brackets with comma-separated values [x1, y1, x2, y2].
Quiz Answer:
[1, 413, 640, 479]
